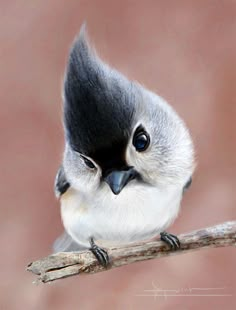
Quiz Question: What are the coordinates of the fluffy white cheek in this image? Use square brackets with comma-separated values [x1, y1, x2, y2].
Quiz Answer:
[126, 146, 157, 183]
[69, 170, 101, 194]
[126, 145, 142, 170]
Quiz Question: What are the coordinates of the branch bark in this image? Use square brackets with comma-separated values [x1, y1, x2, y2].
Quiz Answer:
[27, 221, 236, 284]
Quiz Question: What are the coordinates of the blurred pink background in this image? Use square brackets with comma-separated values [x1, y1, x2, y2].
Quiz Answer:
[0, 1, 235, 309]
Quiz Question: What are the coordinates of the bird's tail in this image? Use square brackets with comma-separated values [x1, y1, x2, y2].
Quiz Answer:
[53, 231, 87, 253]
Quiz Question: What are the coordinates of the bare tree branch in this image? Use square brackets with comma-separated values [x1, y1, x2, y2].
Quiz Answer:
[27, 221, 236, 284]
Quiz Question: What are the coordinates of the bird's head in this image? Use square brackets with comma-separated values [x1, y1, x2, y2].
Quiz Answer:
[63, 26, 195, 196]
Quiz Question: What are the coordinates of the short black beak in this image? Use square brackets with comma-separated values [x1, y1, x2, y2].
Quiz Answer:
[104, 167, 138, 195]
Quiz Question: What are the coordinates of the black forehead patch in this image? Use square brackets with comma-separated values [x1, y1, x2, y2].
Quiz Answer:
[63, 28, 135, 164]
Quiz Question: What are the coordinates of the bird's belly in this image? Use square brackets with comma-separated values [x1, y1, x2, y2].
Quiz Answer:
[61, 186, 182, 248]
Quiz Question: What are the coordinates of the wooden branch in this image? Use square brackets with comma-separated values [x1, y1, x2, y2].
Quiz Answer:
[27, 221, 236, 284]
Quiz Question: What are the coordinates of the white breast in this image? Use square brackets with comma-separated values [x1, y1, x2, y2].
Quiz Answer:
[60, 183, 183, 248]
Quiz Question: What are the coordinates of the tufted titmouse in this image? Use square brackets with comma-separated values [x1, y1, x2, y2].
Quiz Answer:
[53, 26, 195, 267]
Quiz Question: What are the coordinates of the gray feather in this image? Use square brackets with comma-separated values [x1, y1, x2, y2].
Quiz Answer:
[54, 166, 70, 198]
[53, 231, 87, 253]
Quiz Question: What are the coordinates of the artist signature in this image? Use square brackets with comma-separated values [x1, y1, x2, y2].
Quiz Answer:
[135, 281, 233, 299]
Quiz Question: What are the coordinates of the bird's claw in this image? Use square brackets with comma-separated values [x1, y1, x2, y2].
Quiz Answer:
[89, 238, 110, 267]
[160, 231, 180, 250]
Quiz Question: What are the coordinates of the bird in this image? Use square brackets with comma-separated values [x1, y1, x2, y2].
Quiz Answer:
[53, 25, 195, 267]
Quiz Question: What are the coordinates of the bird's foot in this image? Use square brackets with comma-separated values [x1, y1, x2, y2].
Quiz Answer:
[89, 238, 110, 267]
[160, 231, 180, 250]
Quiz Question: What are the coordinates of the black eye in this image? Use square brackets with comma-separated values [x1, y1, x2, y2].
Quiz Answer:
[81, 156, 95, 169]
[133, 126, 150, 152]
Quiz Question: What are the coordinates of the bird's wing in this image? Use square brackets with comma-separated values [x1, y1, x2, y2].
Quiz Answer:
[53, 167, 87, 252]
[54, 165, 70, 198]
[183, 176, 192, 193]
